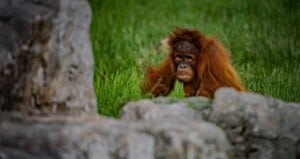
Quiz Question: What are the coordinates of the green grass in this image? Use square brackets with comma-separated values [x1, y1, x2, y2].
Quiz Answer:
[89, 0, 300, 117]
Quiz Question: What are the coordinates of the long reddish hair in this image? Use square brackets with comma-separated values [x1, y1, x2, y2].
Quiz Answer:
[142, 28, 245, 98]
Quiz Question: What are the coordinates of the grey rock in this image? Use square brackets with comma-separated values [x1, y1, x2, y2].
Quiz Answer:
[2, 87, 298, 159]
[121, 96, 211, 121]
[0, 0, 96, 114]
[0, 112, 231, 159]
[121, 97, 230, 159]
[210, 88, 300, 159]
[122, 89, 300, 159]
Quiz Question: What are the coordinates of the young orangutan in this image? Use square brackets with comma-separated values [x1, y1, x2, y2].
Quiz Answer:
[141, 28, 245, 98]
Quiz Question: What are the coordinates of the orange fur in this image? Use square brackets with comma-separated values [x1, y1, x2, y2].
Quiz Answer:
[141, 28, 245, 98]
[141, 54, 176, 97]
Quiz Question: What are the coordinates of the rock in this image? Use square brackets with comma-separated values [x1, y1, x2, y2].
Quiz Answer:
[210, 88, 300, 159]
[0, 112, 231, 159]
[0, 0, 96, 114]
[121, 97, 230, 159]
[121, 97, 210, 121]
[1, 87, 298, 159]
[122, 89, 300, 159]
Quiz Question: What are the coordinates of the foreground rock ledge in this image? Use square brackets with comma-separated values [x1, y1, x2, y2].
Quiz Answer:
[0, 88, 299, 159]
[122, 88, 300, 159]
[0, 112, 230, 159]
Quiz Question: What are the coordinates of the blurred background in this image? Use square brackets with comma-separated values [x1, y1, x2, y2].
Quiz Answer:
[89, 0, 300, 117]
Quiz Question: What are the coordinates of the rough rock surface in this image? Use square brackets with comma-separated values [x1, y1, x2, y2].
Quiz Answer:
[1, 88, 299, 159]
[0, 0, 96, 114]
[0, 112, 231, 159]
[210, 88, 300, 159]
[121, 88, 300, 159]
[121, 97, 211, 121]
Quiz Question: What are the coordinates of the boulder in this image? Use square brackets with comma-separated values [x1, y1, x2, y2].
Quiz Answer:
[121, 88, 300, 159]
[0, 112, 231, 159]
[1, 87, 299, 159]
[210, 88, 300, 159]
[121, 97, 210, 121]
[0, 0, 96, 114]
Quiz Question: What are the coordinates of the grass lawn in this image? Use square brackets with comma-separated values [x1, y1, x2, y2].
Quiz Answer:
[89, 0, 300, 117]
